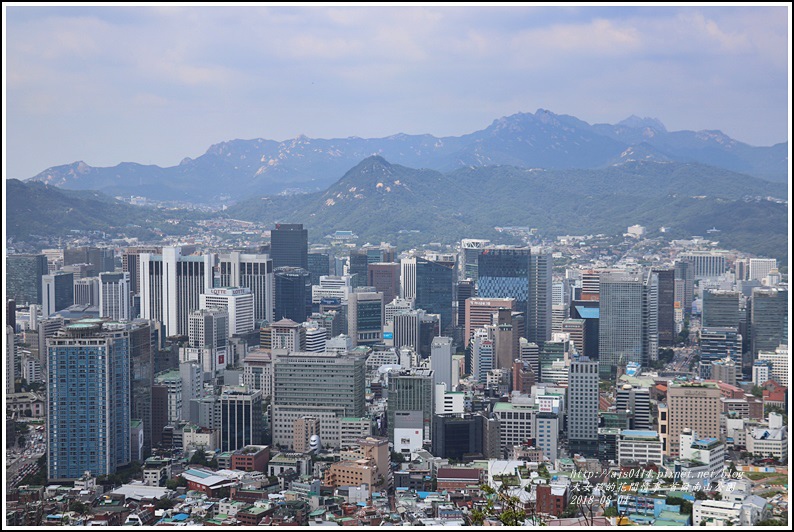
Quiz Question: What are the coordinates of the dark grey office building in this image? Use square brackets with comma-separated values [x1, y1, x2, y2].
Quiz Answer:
[64, 246, 115, 276]
[274, 267, 312, 323]
[270, 224, 308, 270]
[415, 258, 455, 333]
[307, 252, 330, 286]
[432, 413, 500, 460]
[653, 268, 676, 346]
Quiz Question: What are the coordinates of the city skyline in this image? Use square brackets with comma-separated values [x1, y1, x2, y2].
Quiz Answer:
[4, 4, 790, 180]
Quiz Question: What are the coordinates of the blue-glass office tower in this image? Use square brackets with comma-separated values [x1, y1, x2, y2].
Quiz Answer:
[47, 321, 131, 481]
[307, 252, 330, 286]
[6, 253, 49, 305]
[477, 247, 530, 319]
[415, 258, 455, 333]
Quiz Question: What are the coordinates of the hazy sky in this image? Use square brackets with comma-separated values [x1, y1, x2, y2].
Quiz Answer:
[4, 4, 790, 180]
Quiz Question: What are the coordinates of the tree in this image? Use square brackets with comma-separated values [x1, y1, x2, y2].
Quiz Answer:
[154, 497, 174, 510]
[189, 448, 208, 466]
[468, 484, 532, 526]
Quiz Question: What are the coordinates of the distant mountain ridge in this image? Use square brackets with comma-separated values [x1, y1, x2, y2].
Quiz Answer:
[27, 109, 788, 202]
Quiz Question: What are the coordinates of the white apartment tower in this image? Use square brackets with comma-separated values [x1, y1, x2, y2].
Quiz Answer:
[217, 252, 275, 325]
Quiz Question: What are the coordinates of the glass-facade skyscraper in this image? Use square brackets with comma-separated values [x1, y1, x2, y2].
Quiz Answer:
[6, 253, 48, 305]
[274, 266, 312, 323]
[751, 287, 788, 356]
[477, 248, 530, 318]
[47, 320, 131, 481]
[414, 257, 455, 333]
[271, 223, 308, 270]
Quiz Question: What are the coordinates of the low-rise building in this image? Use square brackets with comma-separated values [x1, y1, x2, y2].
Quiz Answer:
[231, 445, 270, 473]
[746, 412, 787, 460]
[142, 457, 172, 487]
[617, 430, 663, 467]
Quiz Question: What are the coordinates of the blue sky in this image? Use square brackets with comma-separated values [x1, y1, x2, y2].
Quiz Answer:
[4, 4, 790, 180]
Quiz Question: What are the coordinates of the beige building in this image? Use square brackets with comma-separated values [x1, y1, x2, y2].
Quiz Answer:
[666, 381, 721, 457]
[324, 459, 376, 489]
[293, 416, 320, 453]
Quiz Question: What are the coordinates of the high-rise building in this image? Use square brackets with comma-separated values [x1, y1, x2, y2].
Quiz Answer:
[6, 254, 49, 305]
[47, 320, 131, 481]
[362, 243, 396, 264]
[387, 368, 435, 442]
[63, 246, 115, 276]
[274, 267, 312, 323]
[270, 223, 308, 270]
[464, 298, 515, 348]
[459, 239, 490, 282]
[219, 385, 263, 451]
[347, 250, 369, 289]
[653, 268, 676, 346]
[431, 413, 500, 460]
[699, 327, 742, 379]
[415, 257, 455, 332]
[99, 272, 132, 321]
[471, 329, 494, 384]
[42, 271, 74, 317]
[265, 318, 306, 352]
[749, 258, 777, 282]
[154, 369, 183, 423]
[561, 319, 586, 357]
[307, 252, 330, 286]
[185, 308, 228, 375]
[400, 257, 417, 300]
[385, 297, 414, 324]
[750, 287, 787, 356]
[217, 252, 275, 325]
[478, 247, 530, 317]
[200, 287, 255, 336]
[758, 345, 789, 387]
[674, 261, 694, 316]
[702, 290, 741, 329]
[615, 385, 652, 430]
[598, 271, 657, 377]
[666, 381, 721, 457]
[73, 277, 100, 306]
[391, 309, 439, 357]
[122, 246, 162, 295]
[430, 337, 454, 391]
[568, 357, 599, 457]
[139, 247, 213, 337]
[368, 262, 401, 304]
[528, 248, 553, 344]
[6, 325, 16, 395]
[272, 351, 366, 447]
[679, 251, 728, 279]
[348, 291, 385, 347]
[455, 279, 476, 328]
[519, 338, 540, 379]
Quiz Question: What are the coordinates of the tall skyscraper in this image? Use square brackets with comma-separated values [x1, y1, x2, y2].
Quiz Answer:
[63, 246, 115, 277]
[122, 246, 162, 295]
[347, 250, 369, 289]
[139, 247, 213, 337]
[217, 252, 275, 325]
[274, 267, 312, 323]
[679, 251, 728, 279]
[47, 320, 131, 481]
[528, 248, 553, 344]
[430, 336, 454, 391]
[568, 357, 599, 457]
[400, 257, 417, 300]
[219, 385, 263, 452]
[748, 258, 777, 282]
[598, 270, 657, 377]
[42, 271, 74, 317]
[307, 252, 331, 286]
[348, 291, 385, 347]
[270, 223, 308, 270]
[6, 254, 49, 305]
[391, 309, 440, 357]
[464, 297, 516, 346]
[387, 368, 435, 442]
[186, 308, 229, 375]
[477, 248, 530, 325]
[653, 268, 676, 346]
[6, 325, 16, 395]
[666, 381, 721, 457]
[615, 385, 652, 430]
[415, 257, 455, 332]
[272, 351, 366, 447]
[674, 261, 694, 316]
[455, 279, 476, 328]
[459, 239, 490, 281]
[73, 277, 100, 306]
[368, 262, 401, 304]
[99, 272, 132, 321]
[702, 290, 741, 329]
[471, 328, 494, 384]
[200, 287, 255, 336]
[751, 287, 788, 356]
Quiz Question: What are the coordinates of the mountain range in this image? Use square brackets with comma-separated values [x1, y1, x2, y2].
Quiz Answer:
[26, 109, 788, 203]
